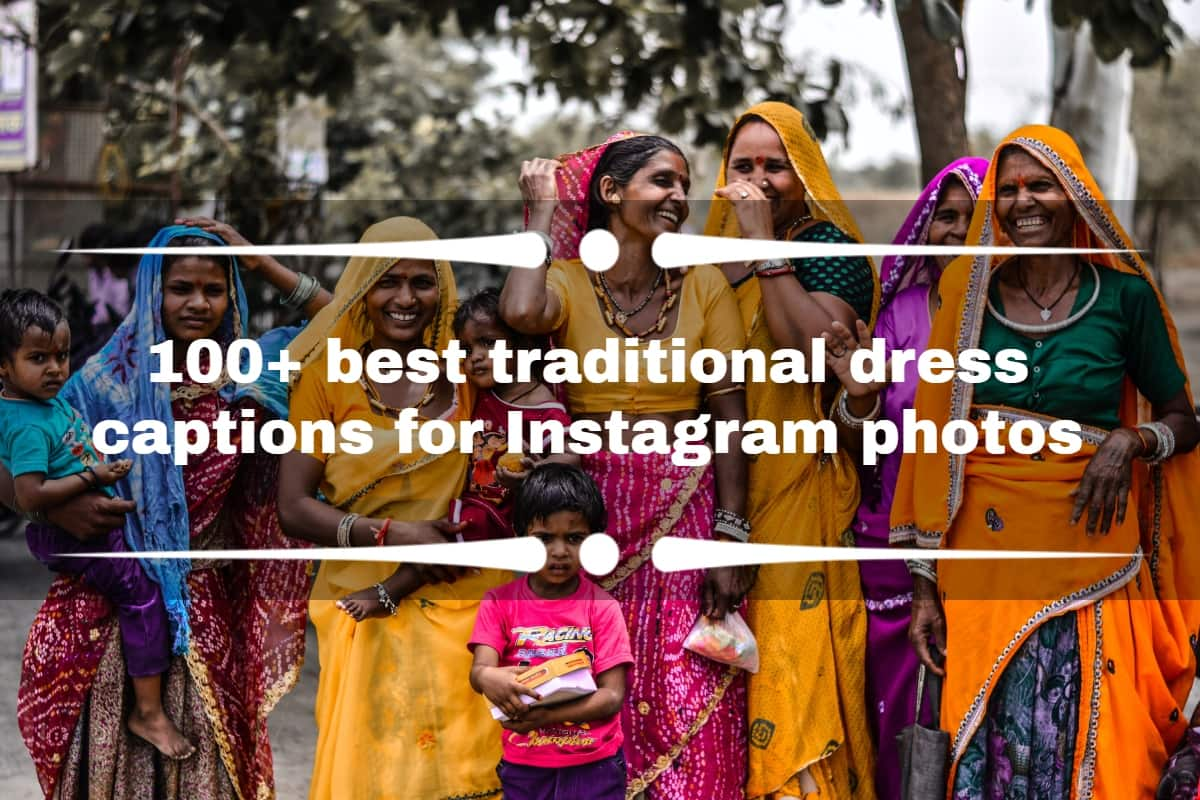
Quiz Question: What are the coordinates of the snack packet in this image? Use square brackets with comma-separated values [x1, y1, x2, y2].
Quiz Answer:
[682, 611, 760, 673]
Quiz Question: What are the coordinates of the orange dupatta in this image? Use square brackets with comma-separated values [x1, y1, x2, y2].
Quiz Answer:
[890, 125, 1200, 796]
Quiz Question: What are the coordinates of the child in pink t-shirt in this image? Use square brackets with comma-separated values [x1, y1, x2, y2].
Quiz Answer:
[469, 464, 632, 800]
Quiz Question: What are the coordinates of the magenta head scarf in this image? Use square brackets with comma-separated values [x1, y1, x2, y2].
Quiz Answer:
[879, 156, 988, 308]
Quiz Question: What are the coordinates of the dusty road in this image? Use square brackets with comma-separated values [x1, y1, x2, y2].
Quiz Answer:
[0, 528, 319, 799]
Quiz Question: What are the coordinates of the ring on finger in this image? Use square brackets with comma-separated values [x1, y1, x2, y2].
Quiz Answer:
[738, 190, 749, 199]
[831, 346, 848, 358]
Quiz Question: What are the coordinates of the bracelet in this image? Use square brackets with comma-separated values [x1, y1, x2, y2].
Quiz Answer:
[906, 558, 937, 583]
[374, 583, 398, 616]
[530, 230, 554, 268]
[374, 518, 392, 547]
[754, 258, 794, 277]
[706, 384, 745, 399]
[1138, 421, 1176, 464]
[714, 508, 751, 542]
[1130, 426, 1153, 458]
[835, 391, 881, 429]
[336, 513, 361, 548]
[279, 272, 322, 311]
[81, 466, 98, 488]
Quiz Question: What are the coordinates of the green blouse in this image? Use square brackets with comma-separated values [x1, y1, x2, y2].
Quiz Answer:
[974, 263, 1185, 430]
[792, 221, 875, 322]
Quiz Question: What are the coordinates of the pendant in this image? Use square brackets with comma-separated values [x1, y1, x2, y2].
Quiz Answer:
[615, 311, 628, 324]
[1040, 308, 1053, 321]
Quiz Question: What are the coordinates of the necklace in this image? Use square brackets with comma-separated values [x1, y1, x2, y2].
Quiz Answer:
[593, 269, 677, 338]
[781, 212, 814, 240]
[987, 261, 1100, 335]
[598, 269, 663, 325]
[1017, 259, 1080, 321]
[358, 344, 436, 419]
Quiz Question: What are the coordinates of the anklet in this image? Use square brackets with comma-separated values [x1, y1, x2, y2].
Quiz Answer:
[374, 583, 398, 616]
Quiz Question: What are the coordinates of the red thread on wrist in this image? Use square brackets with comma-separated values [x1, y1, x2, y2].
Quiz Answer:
[375, 518, 392, 547]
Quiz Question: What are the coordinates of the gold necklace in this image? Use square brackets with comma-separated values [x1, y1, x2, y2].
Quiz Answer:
[592, 269, 677, 338]
[359, 344, 437, 419]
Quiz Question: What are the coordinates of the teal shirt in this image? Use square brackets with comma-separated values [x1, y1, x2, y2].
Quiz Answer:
[0, 394, 113, 495]
[975, 264, 1185, 429]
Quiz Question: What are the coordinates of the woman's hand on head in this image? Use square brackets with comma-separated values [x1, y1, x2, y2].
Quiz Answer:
[46, 492, 136, 541]
[713, 181, 775, 241]
[173, 217, 262, 271]
[520, 159, 562, 232]
[1070, 428, 1140, 535]
[822, 318, 885, 398]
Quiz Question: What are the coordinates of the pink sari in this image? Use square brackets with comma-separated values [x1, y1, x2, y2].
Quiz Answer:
[586, 452, 747, 799]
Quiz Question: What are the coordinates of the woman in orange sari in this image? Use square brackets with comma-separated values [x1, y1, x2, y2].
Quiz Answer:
[892, 125, 1200, 798]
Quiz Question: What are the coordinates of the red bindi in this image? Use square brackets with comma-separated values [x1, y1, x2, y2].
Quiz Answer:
[754, 156, 765, 166]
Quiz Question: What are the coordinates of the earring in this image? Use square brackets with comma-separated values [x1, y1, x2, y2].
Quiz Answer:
[610, 196, 621, 205]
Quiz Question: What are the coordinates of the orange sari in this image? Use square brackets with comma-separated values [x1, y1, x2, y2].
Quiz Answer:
[891, 125, 1200, 797]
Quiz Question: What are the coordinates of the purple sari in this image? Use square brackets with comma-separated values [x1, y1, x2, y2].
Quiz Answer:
[859, 157, 988, 800]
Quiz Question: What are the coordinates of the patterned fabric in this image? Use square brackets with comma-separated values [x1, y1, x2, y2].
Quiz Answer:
[953, 612, 1081, 800]
[60, 225, 291, 653]
[17, 231, 310, 800]
[791, 221, 875, 322]
[584, 451, 747, 800]
[879, 157, 988, 308]
[528, 131, 641, 260]
[18, 389, 311, 800]
[704, 101, 878, 800]
[890, 125, 1200, 800]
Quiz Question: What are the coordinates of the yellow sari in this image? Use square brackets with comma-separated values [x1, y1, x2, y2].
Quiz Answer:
[891, 126, 1200, 797]
[288, 217, 503, 800]
[705, 102, 879, 799]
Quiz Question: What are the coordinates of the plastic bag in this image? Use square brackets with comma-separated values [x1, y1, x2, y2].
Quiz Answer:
[682, 611, 760, 673]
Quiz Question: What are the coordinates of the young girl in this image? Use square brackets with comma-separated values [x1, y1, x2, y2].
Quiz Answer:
[337, 287, 575, 619]
[468, 464, 632, 800]
[0, 289, 194, 760]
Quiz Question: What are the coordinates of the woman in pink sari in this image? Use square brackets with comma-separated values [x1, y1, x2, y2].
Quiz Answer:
[502, 134, 754, 798]
[828, 157, 988, 798]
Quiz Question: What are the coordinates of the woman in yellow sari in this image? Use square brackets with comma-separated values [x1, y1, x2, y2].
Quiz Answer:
[278, 217, 504, 799]
[703, 101, 878, 799]
[892, 126, 1200, 798]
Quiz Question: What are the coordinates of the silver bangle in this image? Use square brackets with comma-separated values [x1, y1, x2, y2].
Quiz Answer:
[714, 520, 751, 542]
[1139, 421, 1176, 464]
[754, 258, 793, 275]
[714, 508, 751, 542]
[529, 230, 554, 268]
[336, 513, 361, 547]
[835, 391, 881, 429]
[280, 272, 321, 310]
[906, 558, 937, 583]
[374, 583, 398, 616]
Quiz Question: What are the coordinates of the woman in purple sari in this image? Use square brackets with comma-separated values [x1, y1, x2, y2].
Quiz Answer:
[840, 157, 988, 799]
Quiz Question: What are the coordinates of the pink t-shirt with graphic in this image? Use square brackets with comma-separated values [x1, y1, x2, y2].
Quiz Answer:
[468, 575, 633, 768]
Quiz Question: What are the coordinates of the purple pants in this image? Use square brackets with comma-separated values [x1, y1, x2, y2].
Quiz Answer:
[497, 751, 626, 800]
[26, 522, 170, 678]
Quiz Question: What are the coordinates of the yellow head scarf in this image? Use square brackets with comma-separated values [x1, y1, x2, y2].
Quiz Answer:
[703, 101, 867, 246]
[289, 216, 457, 374]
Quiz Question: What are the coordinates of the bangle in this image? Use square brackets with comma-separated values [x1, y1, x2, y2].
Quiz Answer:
[530, 230, 554, 268]
[1130, 427, 1153, 458]
[336, 513, 361, 548]
[754, 258, 793, 277]
[835, 391, 881, 429]
[1138, 421, 1176, 464]
[80, 466, 98, 488]
[706, 384, 745, 399]
[906, 558, 937, 583]
[374, 518, 392, 547]
[374, 583, 398, 616]
[714, 508, 751, 542]
[279, 272, 321, 311]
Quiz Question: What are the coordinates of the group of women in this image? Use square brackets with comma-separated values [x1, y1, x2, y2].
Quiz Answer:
[5, 100, 1200, 800]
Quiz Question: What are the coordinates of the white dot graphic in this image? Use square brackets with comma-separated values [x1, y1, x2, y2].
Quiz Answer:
[579, 229, 619, 272]
[581, 532, 620, 576]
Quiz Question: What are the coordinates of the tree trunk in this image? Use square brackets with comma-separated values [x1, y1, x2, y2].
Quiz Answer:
[896, 0, 969, 184]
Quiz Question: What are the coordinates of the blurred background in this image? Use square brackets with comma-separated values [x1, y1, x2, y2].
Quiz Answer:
[0, 1, 1198, 794]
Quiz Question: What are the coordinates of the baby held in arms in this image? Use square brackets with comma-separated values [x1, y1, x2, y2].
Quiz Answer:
[0, 289, 194, 760]
[337, 288, 578, 620]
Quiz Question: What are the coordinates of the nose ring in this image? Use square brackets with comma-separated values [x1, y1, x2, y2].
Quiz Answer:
[761, 180, 769, 188]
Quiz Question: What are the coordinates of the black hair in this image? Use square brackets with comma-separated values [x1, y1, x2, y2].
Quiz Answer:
[0, 289, 67, 363]
[512, 463, 607, 537]
[164, 235, 233, 278]
[453, 286, 548, 361]
[78, 222, 113, 251]
[587, 135, 689, 232]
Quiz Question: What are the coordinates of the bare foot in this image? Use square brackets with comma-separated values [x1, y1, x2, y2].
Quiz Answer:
[336, 587, 387, 621]
[94, 459, 132, 485]
[128, 707, 195, 760]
